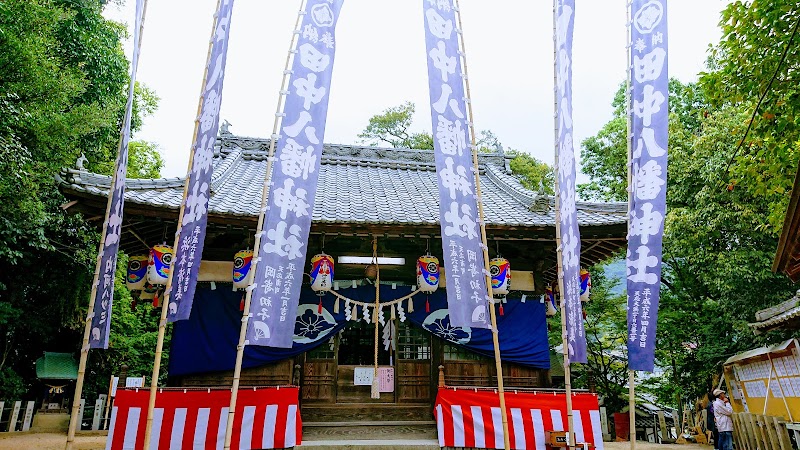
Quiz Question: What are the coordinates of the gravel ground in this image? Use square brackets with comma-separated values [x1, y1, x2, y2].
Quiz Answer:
[0, 432, 107, 450]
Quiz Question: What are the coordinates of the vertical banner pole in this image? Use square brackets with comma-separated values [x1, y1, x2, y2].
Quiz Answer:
[65, 1, 148, 448]
[222, 3, 306, 448]
[553, 0, 575, 446]
[626, 3, 636, 449]
[453, 2, 509, 448]
[142, 0, 223, 447]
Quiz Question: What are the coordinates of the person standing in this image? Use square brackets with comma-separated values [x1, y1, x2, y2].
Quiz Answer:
[713, 389, 733, 450]
[707, 391, 718, 450]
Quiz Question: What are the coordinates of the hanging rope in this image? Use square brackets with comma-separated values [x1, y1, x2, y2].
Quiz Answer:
[371, 237, 381, 399]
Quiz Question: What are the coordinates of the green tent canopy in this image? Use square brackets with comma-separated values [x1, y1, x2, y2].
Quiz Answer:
[35, 352, 78, 380]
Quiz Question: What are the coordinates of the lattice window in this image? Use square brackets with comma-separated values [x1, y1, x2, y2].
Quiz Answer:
[396, 323, 430, 360]
[307, 335, 336, 360]
[444, 343, 487, 361]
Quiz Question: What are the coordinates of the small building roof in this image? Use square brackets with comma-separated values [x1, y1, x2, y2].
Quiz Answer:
[723, 339, 798, 365]
[748, 295, 800, 334]
[35, 352, 78, 380]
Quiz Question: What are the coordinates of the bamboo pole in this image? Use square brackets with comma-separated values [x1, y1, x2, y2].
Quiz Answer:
[626, 2, 637, 449]
[65, 2, 149, 448]
[222, 3, 305, 448]
[552, 0, 575, 447]
[453, 2, 509, 449]
[372, 237, 381, 399]
[142, 1, 222, 447]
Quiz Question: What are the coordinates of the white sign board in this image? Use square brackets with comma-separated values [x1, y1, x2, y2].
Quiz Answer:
[125, 377, 145, 388]
[353, 367, 373, 386]
[110, 377, 120, 397]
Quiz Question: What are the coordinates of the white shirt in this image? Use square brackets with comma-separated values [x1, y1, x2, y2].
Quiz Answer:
[714, 398, 733, 432]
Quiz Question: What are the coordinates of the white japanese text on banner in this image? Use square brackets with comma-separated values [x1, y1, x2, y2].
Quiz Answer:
[627, 0, 668, 373]
[555, 0, 587, 363]
[422, 0, 490, 329]
[168, 0, 235, 322]
[247, 0, 343, 348]
[89, 0, 145, 349]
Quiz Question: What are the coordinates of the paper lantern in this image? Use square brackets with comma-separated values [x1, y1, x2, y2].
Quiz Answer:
[147, 245, 173, 286]
[545, 285, 558, 316]
[139, 282, 157, 301]
[580, 268, 591, 302]
[126, 255, 149, 291]
[310, 253, 334, 295]
[416, 255, 440, 293]
[489, 257, 510, 296]
[232, 250, 254, 290]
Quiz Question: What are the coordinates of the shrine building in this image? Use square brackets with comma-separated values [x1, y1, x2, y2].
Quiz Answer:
[57, 131, 626, 428]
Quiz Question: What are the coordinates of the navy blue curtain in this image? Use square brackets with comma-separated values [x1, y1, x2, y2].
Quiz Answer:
[170, 285, 550, 377]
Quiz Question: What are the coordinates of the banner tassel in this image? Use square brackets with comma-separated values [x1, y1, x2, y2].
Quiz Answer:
[499, 303, 504, 316]
[239, 294, 245, 312]
[318, 297, 323, 314]
[152, 289, 160, 308]
[426, 297, 430, 313]
[408, 297, 414, 313]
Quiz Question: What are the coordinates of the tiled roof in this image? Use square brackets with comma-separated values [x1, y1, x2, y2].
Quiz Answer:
[35, 352, 78, 380]
[57, 134, 626, 228]
[749, 294, 800, 333]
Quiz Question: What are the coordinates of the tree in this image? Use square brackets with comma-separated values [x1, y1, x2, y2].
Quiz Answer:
[700, 0, 800, 232]
[507, 150, 555, 195]
[359, 102, 556, 194]
[0, 0, 160, 400]
[357, 102, 433, 149]
[579, 78, 796, 411]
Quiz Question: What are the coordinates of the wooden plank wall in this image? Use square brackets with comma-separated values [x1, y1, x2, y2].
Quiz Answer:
[732, 412, 793, 450]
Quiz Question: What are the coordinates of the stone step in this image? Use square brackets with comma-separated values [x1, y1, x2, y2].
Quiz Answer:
[302, 420, 437, 443]
[301, 403, 433, 423]
[297, 439, 439, 449]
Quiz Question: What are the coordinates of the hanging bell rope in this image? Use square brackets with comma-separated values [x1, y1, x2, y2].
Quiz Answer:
[371, 237, 381, 399]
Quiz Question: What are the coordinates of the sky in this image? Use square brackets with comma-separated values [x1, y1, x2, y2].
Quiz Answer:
[104, 1, 729, 179]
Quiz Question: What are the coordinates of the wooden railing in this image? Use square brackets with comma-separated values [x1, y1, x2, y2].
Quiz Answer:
[732, 412, 794, 450]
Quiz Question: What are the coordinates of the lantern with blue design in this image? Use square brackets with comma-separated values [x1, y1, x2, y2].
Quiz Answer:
[310, 253, 334, 295]
[580, 268, 591, 302]
[489, 257, 510, 296]
[126, 255, 149, 291]
[232, 250, 254, 290]
[147, 245, 173, 286]
[416, 255, 440, 293]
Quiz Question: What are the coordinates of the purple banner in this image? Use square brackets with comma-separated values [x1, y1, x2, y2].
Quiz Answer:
[554, 0, 586, 363]
[422, 0, 490, 330]
[246, 0, 343, 348]
[89, 0, 145, 349]
[627, 0, 668, 372]
[167, 0, 235, 322]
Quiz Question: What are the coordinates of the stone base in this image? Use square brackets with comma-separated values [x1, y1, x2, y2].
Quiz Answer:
[31, 412, 70, 432]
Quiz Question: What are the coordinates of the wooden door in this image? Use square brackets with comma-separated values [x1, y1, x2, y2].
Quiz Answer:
[301, 336, 337, 403]
[335, 321, 394, 403]
[396, 321, 432, 403]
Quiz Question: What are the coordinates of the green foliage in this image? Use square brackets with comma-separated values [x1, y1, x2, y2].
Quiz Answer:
[359, 103, 555, 194]
[357, 102, 434, 149]
[700, 0, 800, 232]
[0, 0, 160, 402]
[507, 150, 555, 195]
[580, 76, 796, 410]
